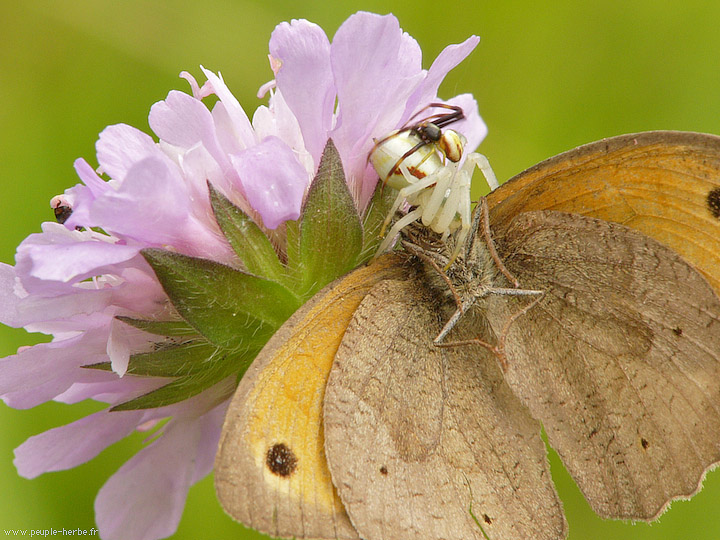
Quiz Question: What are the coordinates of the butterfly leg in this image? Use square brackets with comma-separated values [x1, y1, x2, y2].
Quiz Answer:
[468, 197, 522, 287]
[402, 239, 461, 306]
[436, 293, 546, 371]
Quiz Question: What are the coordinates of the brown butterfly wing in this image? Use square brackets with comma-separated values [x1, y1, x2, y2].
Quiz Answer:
[488, 210, 720, 520]
[215, 255, 405, 540]
[324, 277, 567, 540]
[487, 131, 720, 293]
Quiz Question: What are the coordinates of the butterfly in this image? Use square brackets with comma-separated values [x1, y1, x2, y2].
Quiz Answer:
[215, 131, 720, 540]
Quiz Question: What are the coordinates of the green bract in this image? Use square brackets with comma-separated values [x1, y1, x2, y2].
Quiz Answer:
[89, 140, 392, 410]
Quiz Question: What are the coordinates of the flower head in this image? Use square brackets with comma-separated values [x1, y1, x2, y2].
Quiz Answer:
[0, 11, 485, 540]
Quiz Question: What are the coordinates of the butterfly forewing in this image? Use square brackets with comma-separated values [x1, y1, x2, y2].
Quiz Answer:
[488, 131, 720, 293]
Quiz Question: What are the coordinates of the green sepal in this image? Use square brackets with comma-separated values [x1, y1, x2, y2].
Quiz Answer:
[283, 218, 302, 288]
[141, 249, 300, 350]
[359, 181, 396, 261]
[114, 316, 199, 337]
[100, 139, 393, 413]
[208, 183, 291, 288]
[110, 348, 252, 411]
[296, 139, 363, 296]
[85, 338, 222, 378]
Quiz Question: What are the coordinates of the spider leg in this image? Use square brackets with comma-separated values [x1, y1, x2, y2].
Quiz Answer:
[420, 166, 454, 229]
[465, 152, 499, 190]
[404, 103, 464, 128]
[380, 188, 410, 237]
[430, 104, 464, 129]
[441, 163, 472, 267]
[379, 161, 435, 235]
[444, 190, 471, 269]
[375, 207, 424, 257]
[395, 166, 443, 203]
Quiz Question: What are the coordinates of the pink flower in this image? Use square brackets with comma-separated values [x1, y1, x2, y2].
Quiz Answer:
[0, 11, 485, 540]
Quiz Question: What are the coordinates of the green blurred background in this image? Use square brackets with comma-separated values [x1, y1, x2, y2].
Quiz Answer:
[2, 1, 720, 539]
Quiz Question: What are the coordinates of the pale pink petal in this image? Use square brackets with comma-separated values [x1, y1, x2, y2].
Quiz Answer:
[96, 124, 159, 181]
[73, 158, 111, 196]
[269, 19, 334, 163]
[55, 372, 168, 405]
[149, 90, 240, 188]
[200, 67, 256, 149]
[149, 90, 216, 149]
[15, 289, 114, 329]
[176, 143, 245, 218]
[90, 157, 190, 245]
[66, 159, 114, 228]
[14, 409, 144, 478]
[403, 36, 480, 122]
[0, 332, 109, 408]
[253, 90, 315, 176]
[231, 136, 307, 229]
[107, 318, 131, 376]
[330, 12, 424, 204]
[24, 313, 110, 339]
[330, 12, 423, 157]
[108, 266, 170, 315]
[189, 402, 226, 482]
[15, 223, 140, 285]
[0, 264, 22, 327]
[209, 101, 245, 158]
[95, 418, 202, 540]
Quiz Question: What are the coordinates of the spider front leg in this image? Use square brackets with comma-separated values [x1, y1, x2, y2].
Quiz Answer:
[376, 207, 425, 257]
[376, 166, 446, 255]
[379, 164, 445, 236]
[437, 163, 472, 267]
[441, 153, 496, 265]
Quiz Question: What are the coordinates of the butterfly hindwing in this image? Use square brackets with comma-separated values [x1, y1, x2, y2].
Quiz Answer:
[324, 276, 567, 540]
[487, 210, 720, 520]
[214, 255, 404, 540]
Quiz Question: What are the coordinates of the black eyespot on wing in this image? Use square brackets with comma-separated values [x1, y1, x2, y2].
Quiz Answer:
[266, 443, 298, 477]
[708, 187, 720, 219]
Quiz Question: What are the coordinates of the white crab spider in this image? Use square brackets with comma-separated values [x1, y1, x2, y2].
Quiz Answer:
[370, 128, 499, 265]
